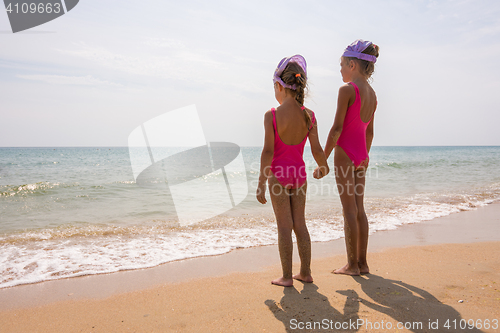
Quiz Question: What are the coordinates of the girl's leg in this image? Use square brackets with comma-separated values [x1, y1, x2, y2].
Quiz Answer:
[268, 173, 294, 286]
[289, 182, 313, 283]
[355, 169, 369, 274]
[333, 147, 360, 275]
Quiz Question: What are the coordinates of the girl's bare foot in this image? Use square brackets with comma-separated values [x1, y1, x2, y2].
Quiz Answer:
[333, 264, 360, 276]
[271, 277, 293, 287]
[292, 273, 313, 283]
[358, 262, 370, 274]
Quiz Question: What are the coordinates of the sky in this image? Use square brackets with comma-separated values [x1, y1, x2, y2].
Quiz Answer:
[1, 0, 500, 147]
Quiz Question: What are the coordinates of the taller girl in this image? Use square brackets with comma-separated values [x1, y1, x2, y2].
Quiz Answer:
[318, 40, 379, 275]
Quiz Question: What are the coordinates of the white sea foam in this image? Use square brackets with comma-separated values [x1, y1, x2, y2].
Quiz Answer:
[0, 194, 497, 289]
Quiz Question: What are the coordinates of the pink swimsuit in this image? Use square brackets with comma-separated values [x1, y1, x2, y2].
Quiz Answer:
[270, 107, 315, 189]
[336, 82, 375, 169]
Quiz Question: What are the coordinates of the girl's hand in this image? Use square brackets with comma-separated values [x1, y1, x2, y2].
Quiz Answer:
[256, 183, 267, 204]
[313, 166, 329, 179]
[313, 167, 322, 179]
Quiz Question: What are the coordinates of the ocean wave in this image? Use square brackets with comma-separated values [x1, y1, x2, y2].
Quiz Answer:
[1, 187, 498, 289]
[0, 180, 138, 198]
[0, 182, 62, 197]
[0, 226, 279, 289]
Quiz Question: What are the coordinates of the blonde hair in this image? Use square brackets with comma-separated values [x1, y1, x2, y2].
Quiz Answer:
[343, 44, 380, 79]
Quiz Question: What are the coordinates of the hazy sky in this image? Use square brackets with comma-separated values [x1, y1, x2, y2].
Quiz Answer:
[1, 0, 499, 147]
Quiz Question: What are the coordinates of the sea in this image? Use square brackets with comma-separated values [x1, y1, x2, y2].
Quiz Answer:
[1, 146, 499, 289]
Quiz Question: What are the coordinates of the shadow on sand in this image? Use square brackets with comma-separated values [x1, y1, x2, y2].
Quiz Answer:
[266, 275, 485, 332]
[265, 283, 360, 333]
[353, 274, 484, 332]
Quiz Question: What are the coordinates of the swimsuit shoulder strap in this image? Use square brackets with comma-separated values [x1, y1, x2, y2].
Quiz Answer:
[349, 81, 359, 93]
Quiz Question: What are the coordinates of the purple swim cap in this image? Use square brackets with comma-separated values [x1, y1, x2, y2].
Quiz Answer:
[273, 55, 307, 90]
[342, 39, 377, 63]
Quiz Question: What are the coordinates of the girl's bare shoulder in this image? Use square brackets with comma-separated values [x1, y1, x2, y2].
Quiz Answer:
[340, 82, 356, 90]
[303, 106, 314, 116]
[264, 108, 274, 115]
[301, 106, 313, 122]
[339, 83, 356, 96]
[263, 108, 274, 123]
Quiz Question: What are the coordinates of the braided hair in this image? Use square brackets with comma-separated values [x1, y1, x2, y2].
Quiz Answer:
[279, 62, 312, 129]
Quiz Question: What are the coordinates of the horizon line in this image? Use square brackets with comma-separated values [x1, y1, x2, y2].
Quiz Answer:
[1, 145, 500, 148]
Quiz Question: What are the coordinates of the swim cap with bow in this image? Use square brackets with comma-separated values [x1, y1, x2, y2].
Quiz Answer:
[273, 55, 307, 90]
[342, 40, 377, 63]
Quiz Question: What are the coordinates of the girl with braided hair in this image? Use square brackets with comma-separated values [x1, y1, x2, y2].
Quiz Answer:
[257, 55, 329, 287]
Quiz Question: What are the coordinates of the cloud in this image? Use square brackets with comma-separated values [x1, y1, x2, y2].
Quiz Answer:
[17, 74, 123, 87]
[308, 65, 339, 79]
[56, 42, 223, 83]
[142, 37, 186, 49]
[55, 41, 269, 94]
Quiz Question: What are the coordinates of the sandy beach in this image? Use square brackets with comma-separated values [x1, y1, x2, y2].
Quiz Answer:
[1, 202, 499, 332]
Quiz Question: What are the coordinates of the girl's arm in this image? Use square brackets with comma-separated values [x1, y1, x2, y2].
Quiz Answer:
[323, 84, 354, 159]
[307, 114, 329, 179]
[256, 110, 274, 204]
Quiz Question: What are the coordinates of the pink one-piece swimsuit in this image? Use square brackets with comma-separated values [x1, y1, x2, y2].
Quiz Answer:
[270, 107, 316, 189]
[336, 82, 375, 169]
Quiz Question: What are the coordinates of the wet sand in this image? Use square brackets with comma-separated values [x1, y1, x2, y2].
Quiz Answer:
[0, 202, 499, 332]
